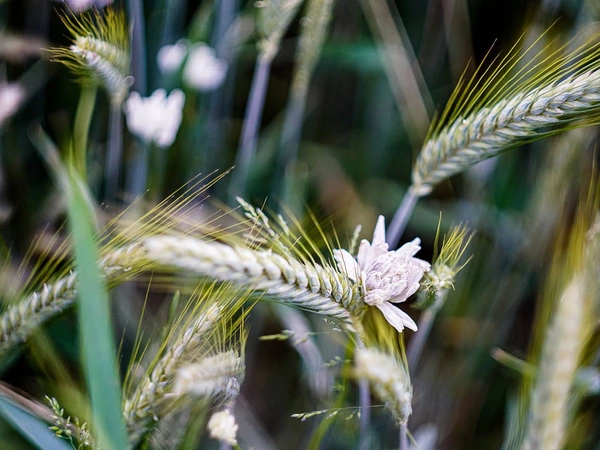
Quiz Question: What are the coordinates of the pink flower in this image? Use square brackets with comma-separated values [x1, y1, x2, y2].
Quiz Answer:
[334, 216, 430, 332]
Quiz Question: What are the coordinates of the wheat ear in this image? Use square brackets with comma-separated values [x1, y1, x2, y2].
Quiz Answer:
[123, 304, 220, 446]
[412, 70, 600, 196]
[173, 350, 244, 399]
[0, 243, 144, 356]
[50, 8, 130, 105]
[0, 234, 362, 355]
[522, 276, 587, 450]
[143, 236, 364, 331]
[355, 348, 412, 425]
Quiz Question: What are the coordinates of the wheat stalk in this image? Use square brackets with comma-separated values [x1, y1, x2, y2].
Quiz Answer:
[123, 304, 220, 446]
[0, 243, 144, 357]
[142, 236, 364, 331]
[522, 276, 587, 450]
[412, 69, 600, 196]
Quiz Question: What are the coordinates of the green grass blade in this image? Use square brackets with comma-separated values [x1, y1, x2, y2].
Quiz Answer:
[67, 175, 129, 450]
[0, 396, 73, 450]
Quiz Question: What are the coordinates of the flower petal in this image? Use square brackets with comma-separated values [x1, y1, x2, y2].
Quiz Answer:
[376, 303, 418, 332]
[398, 238, 422, 257]
[372, 215, 387, 245]
[356, 239, 371, 269]
[333, 249, 361, 282]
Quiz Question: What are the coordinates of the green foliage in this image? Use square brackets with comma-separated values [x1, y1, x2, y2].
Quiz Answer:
[67, 175, 129, 450]
[0, 396, 73, 450]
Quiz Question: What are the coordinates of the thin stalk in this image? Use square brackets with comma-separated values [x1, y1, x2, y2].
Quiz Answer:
[399, 423, 408, 450]
[72, 85, 97, 180]
[128, 0, 147, 94]
[406, 309, 436, 373]
[359, 0, 431, 147]
[126, 141, 148, 200]
[387, 188, 418, 248]
[356, 337, 371, 450]
[104, 104, 123, 200]
[307, 341, 354, 450]
[358, 378, 371, 450]
[159, 0, 186, 48]
[148, 143, 165, 203]
[203, 0, 238, 180]
[229, 54, 273, 201]
[273, 92, 307, 203]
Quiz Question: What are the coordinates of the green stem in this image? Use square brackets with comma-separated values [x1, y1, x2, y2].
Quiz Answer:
[72, 86, 97, 180]
[406, 308, 436, 374]
[399, 423, 408, 450]
[307, 340, 355, 450]
[147, 143, 165, 202]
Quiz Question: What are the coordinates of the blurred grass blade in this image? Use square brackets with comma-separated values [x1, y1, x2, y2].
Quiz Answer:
[292, 0, 335, 97]
[229, 0, 304, 200]
[0, 396, 72, 450]
[274, 0, 336, 201]
[257, 0, 303, 56]
[67, 174, 129, 450]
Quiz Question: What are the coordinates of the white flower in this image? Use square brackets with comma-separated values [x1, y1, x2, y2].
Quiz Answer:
[123, 88, 185, 148]
[183, 44, 228, 91]
[157, 40, 188, 74]
[334, 216, 430, 332]
[59, 0, 113, 12]
[207, 409, 238, 446]
[0, 83, 25, 128]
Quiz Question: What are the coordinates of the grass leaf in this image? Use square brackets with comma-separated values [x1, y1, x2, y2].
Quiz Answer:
[0, 396, 73, 450]
[67, 174, 129, 450]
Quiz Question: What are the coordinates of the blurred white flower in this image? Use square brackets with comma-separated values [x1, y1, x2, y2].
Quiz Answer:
[157, 40, 188, 74]
[334, 216, 430, 332]
[183, 44, 228, 91]
[207, 409, 238, 446]
[59, 0, 113, 13]
[0, 83, 25, 128]
[123, 89, 185, 148]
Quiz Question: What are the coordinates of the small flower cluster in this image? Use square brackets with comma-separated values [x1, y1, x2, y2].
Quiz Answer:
[157, 40, 228, 91]
[123, 41, 227, 148]
[47, 396, 94, 449]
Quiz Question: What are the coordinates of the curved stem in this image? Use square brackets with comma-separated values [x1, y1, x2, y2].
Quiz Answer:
[406, 309, 436, 374]
[387, 188, 418, 248]
[229, 54, 273, 201]
[104, 104, 123, 200]
[73, 85, 97, 181]
[128, 0, 146, 94]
